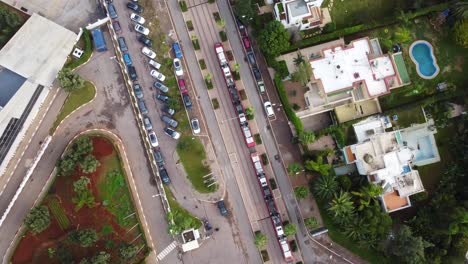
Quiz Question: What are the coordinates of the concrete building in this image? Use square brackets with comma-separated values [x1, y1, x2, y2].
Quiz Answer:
[273, 0, 331, 31]
[0, 13, 77, 176]
[343, 116, 440, 213]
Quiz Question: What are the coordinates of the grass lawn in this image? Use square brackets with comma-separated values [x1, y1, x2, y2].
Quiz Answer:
[64, 29, 92, 70]
[176, 136, 214, 193]
[163, 185, 202, 229]
[50, 81, 96, 134]
[316, 199, 388, 264]
[385, 104, 426, 128]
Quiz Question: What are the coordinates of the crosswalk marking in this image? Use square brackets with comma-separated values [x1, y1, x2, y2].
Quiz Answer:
[157, 241, 178, 260]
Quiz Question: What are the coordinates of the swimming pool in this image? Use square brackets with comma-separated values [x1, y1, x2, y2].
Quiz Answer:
[409, 40, 440, 79]
[413, 135, 435, 162]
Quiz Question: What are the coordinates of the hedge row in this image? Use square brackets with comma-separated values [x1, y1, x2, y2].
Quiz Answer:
[273, 74, 304, 134]
[285, 3, 449, 53]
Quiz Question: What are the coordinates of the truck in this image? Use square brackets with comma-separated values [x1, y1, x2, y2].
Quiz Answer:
[91, 28, 107, 52]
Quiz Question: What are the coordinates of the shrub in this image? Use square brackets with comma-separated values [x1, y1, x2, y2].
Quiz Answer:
[212, 98, 220, 109]
[25, 206, 51, 234]
[226, 50, 234, 61]
[233, 71, 241, 80]
[292, 103, 301, 111]
[239, 89, 247, 100]
[219, 31, 227, 42]
[261, 153, 268, 165]
[254, 133, 262, 145]
[213, 12, 221, 22]
[294, 186, 309, 199]
[304, 217, 319, 229]
[269, 178, 277, 190]
[245, 107, 254, 120]
[186, 20, 194, 31]
[267, 57, 289, 79]
[273, 74, 303, 134]
[179, 1, 188, 12]
[284, 223, 297, 236]
[199, 59, 206, 70]
[205, 79, 214, 89]
[192, 37, 200, 50]
[322, 22, 336, 33]
[290, 239, 298, 252]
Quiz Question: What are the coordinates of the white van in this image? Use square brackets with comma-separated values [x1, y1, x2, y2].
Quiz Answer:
[264, 101, 274, 117]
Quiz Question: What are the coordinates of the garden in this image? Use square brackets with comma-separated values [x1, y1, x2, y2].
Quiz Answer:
[0, 3, 26, 48]
[11, 135, 148, 263]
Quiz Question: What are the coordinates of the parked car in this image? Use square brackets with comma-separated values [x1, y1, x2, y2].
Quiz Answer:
[153, 150, 164, 166]
[161, 115, 178, 128]
[143, 116, 152, 130]
[149, 59, 161, 70]
[117, 37, 128, 52]
[257, 81, 265, 94]
[159, 166, 170, 184]
[172, 42, 183, 58]
[105, 0, 112, 4]
[161, 105, 175, 116]
[112, 20, 122, 34]
[126, 2, 143, 13]
[173, 58, 183, 76]
[135, 24, 149, 35]
[130, 13, 145, 24]
[247, 52, 256, 65]
[154, 81, 169, 93]
[142, 47, 156, 59]
[191, 118, 200, 134]
[137, 100, 148, 115]
[178, 79, 187, 94]
[133, 84, 143, 99]
[217, 200, 228, 216]
[164, 127, 181, 140]
[148, 130, 158, 147]
[138, 35, 152, 47]
[127, 65, 137, 81]
[108, 4, 118, 19]
[182, 94, 192, 110]
[150, 70, 166, 82]
[242, 37, 251, 49]
[155, 94, 170, 103]
[123, 53, 132, 66]
[264, 101, 274, 117]
[253, 67, 261, 81]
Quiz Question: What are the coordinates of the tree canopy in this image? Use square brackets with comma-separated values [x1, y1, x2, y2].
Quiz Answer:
[305, 156, 331, 176]
[119, 244, 139, 260]
[283, 223, 297, 236]
[294, 186, 309, 199]
[313, 174, 339, 200]
[257, 21, 290, 57]
[58, 68, 85, 92]
[80, 155, 100, 174]
[24, 206, 51, 234]
[454, 19, 468, 48]
[74, 228, 98, 247]
[383, 225, 433, 264]
[234, 0, 256, 24]
[254, 231, 267, 247]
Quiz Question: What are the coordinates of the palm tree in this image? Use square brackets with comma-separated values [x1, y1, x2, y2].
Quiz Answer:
[352, 184, 383, 211]
[313, 174, 339, 200]
[328, 191, 355, 224]
[452, 0, 468, 20]
[57, 68, 85, 92]
[343, 216, 369, 241]
[304, 156, 331, 176]
[293, 52, 305, 66]
[287, 163, 303, 175]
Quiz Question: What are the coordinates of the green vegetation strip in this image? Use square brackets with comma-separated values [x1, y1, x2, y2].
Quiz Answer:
[50, 81, 96, 134]
[163, 185, 202, 230]
[273, 74, 304, 133]
[48, 197, 70, 230]
[65, 29, 92, 70]
[176, 136, 214, 193]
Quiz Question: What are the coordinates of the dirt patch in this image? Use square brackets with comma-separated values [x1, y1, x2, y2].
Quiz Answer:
[11, 136, 147, 263]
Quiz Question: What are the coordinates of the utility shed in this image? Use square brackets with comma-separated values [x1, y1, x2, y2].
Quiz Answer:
[91, 28, 107, 52]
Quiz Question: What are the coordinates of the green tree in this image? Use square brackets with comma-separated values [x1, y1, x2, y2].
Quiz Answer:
[287, 163, 303, 175]
[328, 191, 355, 224]
[298, 131, 316, 145]
[24, 206, 51, 234]
[245, 107, 254, 120]
[216, 18, 226, 27]
[74, 136, 93, 158]
[57, 68, 85, 92]
[57, 158, 76, 177]
[313, 174, 339, 200]
[396, 9, 411, 26]
[0, 7, 22, 47]
[90, 251, 110, 264]
[352, 184, 384, 211]
[254, 231, 268, 247]
[232, 62, 240, 72]
[343, 216, 369, 241]
[257, 21, 290, 57]
[283, 223, 297, 236]
[452, 0, 468, 20]
[73, 176, 90, 193]
[72, 176, 95, 211]
[74, 228, 98, 247]
[294, 186, 309, 199]
[119, 244, 139, 260]
[234, 0, 256, 24]
[293, 53, 305, 66]
[80, 155, 100, 174]
[392, 27, 412, 43]
[304, 217, 319, 229]
[304, 156, 331, 176]
[383, 225, 433, 264]
[454, 19, 468, 48]
[205, 73, 213, 80]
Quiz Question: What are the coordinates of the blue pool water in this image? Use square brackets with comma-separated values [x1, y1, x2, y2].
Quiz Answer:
[410, 41, 439, 79]
[414, 135, 435, 162]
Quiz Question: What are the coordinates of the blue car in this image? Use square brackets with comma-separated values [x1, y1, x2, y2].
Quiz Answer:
[123, 53, 132, 66]
[172, 42, 182, 58]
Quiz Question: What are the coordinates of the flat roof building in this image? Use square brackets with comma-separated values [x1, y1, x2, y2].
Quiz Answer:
[0, 13, 77, 176]
[273, 0, 331, 31]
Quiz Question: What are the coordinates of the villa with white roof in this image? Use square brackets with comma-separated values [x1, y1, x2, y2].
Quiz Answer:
[273, 0, 331, 31]
[343, 116, 440, 213]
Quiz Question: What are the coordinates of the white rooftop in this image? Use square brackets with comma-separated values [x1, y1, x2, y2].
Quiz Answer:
[0, 13, 77, 87]
[310, 38, 395, 97]
[353, 115, 392, 143]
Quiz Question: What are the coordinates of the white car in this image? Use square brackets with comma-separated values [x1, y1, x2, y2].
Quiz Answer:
[191, 118, 201, 134]
[135, 24, 149, 35]
[142, 47, 156, 59]
[149, 59, 161, 69]
[130, 13, 145, 24]
[264, 101, 274, 117]
[164, 127, 180, 140]
[150, 70, 166, 82]
[173, 58, 183, 76]
[148, 130, 159, 147]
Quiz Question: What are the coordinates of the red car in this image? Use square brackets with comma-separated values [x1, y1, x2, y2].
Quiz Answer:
[178, 79, 188, 94]
[112, 21, 122, 34]
[242, 37, 251, 50]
